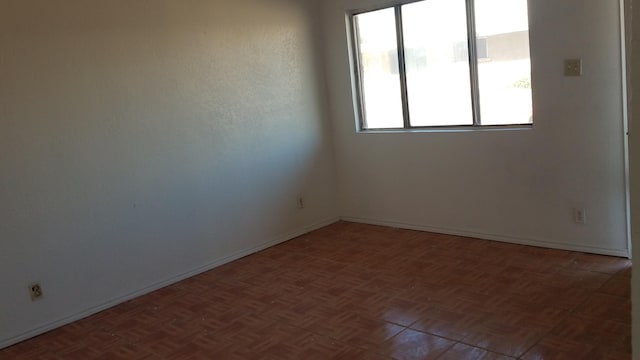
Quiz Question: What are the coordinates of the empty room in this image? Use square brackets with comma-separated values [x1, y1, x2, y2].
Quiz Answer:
[1, 0, 637, 359]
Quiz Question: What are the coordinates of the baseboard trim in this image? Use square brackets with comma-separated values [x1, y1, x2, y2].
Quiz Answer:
[0, 216, 340, 350]
[341, 216, 629, 258]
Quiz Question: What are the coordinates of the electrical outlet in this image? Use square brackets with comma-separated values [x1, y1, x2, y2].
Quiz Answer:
[574, 208, 586, 224]
[297, 197, 304, 209]
[29, 283, 43, 301]
[564, 59, 582, 76]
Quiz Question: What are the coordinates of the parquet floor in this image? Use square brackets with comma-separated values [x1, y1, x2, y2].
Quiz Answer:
[1, 221, 631, 359]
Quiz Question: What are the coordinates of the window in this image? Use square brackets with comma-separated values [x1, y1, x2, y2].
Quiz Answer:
[351, 0, 532, 130]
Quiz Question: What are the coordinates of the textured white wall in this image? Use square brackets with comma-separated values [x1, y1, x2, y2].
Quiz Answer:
[322, 0, 629, 256]
[0, 0, 337, 347]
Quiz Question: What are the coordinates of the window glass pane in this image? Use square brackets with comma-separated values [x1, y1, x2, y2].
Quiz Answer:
[475, 0, 532, 125]
[354, 9, 404, 129]
[402, 0, 473, 127]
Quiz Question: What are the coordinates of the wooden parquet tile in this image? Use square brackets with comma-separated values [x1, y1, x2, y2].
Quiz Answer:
[0, 221, 631, 359]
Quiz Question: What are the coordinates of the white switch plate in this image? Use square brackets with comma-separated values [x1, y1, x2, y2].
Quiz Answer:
[564, 59, 582, 76]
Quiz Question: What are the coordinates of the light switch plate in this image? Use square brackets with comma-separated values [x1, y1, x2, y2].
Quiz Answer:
[564, 59, 582, 76]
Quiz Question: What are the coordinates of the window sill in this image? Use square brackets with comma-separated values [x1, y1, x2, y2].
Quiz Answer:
[357, 124, 533, 134]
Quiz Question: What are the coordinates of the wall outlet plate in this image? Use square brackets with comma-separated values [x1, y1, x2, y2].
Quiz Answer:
[564, 59, 583, 76]
[29, 283, 43, 301]
[574, 208, 586, 224]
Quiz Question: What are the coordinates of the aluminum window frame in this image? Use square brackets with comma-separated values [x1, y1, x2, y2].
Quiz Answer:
[349, 0, 533, 132]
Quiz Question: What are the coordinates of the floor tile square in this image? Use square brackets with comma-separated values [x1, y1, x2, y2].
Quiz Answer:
[382, 329, 454, 360]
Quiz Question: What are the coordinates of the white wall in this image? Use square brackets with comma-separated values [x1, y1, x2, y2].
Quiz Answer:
[322, 0, 629, 256]
[0, 0, 337, 347]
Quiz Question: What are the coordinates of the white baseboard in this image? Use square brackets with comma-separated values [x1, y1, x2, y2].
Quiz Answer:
[341, 216, 630, 258]
[0, 216, 340, 350]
